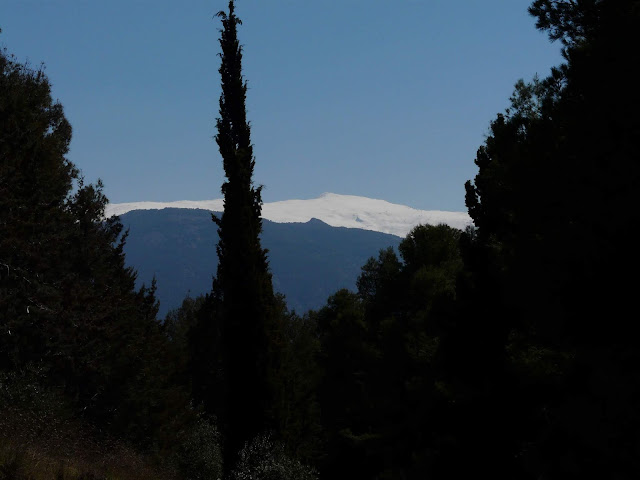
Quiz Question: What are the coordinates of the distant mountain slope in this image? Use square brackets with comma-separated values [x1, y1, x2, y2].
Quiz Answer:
[108, 193, 471, 238]
[119, 208, 403, 316]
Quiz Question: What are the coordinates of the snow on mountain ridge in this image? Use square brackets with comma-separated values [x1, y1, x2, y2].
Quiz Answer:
[105, 193, 472, 238]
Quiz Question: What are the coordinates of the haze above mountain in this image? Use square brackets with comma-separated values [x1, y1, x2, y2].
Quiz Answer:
[106, 193, 472, 238]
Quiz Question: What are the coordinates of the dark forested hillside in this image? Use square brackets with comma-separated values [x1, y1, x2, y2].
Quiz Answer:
[118, 208, 402, 316]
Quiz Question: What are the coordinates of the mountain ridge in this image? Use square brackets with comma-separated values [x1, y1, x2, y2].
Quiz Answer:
[106, 193, 472, 238]
[118, 208, 403, 316]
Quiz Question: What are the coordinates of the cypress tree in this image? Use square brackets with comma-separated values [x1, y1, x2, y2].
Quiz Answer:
[211, 0, 281, 467]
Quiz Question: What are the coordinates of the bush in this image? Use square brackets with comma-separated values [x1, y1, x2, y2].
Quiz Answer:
[231, 433, 317, 480]
[172, 415, 223, 480]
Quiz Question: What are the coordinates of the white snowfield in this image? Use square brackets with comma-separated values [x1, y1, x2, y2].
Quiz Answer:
[105, 193, 472, 238]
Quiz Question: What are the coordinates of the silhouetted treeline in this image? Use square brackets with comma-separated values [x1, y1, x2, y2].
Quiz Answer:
[2, 0, 639, 478]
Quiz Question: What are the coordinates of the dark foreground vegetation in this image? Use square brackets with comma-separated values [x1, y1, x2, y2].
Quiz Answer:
[2, 0, 639, 478]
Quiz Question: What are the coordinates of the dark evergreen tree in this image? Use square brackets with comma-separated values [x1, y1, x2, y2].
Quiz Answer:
[0, 41, 76, 371]
[270, 307, 322, 463]
[462, 1, 640, 477]
[316, 224, 466, 478]
[203, 0, 283, 468]
[314, 289, 376, 478]
[0, 38, 193, 455]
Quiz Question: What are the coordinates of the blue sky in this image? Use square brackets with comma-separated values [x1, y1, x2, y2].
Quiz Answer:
[0, 1, 563, 211]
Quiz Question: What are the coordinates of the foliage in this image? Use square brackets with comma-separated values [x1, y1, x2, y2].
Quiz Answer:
[270, 309, 322, 463]
[462, 0, 640, 477]
[171, 415, 223, 480]
[316, 224, 464, 478]
[187, 293, 321, 468]
[0, 368, 177, 480]
[0, 33, 192, 462]
[231, 433, 318, 480]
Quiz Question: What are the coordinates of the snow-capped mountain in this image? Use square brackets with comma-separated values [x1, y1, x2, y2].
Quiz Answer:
[105, 193, 472, 238]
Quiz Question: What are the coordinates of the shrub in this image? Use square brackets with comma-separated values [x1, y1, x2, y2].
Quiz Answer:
[172, 415, 223, 480]
[231, 433, 318, 480]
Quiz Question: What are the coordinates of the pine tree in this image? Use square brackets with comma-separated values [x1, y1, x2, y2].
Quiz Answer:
[0, 37, 192, 450]
[462, 1, 640, 476]
[209, 0, 281, 467]
[1, 39, 76, 370]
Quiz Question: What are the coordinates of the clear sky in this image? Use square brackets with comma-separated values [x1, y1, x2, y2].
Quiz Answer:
[1, 1, 563, 211]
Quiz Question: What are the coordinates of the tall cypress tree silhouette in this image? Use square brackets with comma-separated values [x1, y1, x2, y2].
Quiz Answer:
[212, 0, 280, 468]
